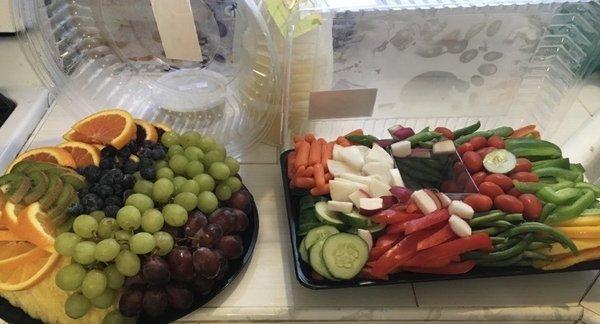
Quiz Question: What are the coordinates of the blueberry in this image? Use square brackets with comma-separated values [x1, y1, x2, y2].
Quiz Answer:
[140, 167, 156, 181]
[122, 189, 134, 201]
[84, 165, 102, 183]
[139, 157, 153, 168]
[122, 160, 138, 174]
[77, 187, 90, 199]
[128, 141, 139, 155]
[104, 205, 120, 218]
[89, 183, 102, 195]
[122, 174, 135, 189]
[105, 195, 122, 206]
[98, 185, 113, 198]
[139, 149, 152, 159]
[99, 158, 115, 170]
[118, 147, 131, 159]
[75, 167, 85, 175]
[67, 202, 84, 216]
[82, 193, 104, 213]
[101, 146, 117, 157]
[113, 184, 124, 195]
[106, 168, 124, 184]
[151, 148, 166, 160]
[99, 174, 113, 186]
[143, 140, 156, 149]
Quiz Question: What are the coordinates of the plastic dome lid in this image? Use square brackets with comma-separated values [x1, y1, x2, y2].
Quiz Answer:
[13, 0, 279, 157]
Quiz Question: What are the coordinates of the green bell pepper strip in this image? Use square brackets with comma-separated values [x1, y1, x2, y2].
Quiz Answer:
[405, 131, 442, 144]
[453, 121, 481, 139]
[550, 181, 575, 191]
[469, 211, 507, 227]
[533, 167, 580, 182]
[537, 187, 582, 205]
[539, 203, 557, 223]
[570, 163, 586, 174]
[523, 250, 552, 261]
[582, 209, 600, 216]
[498, 222, 578, 255]
[505, 213, 525, 223]
[345, 134, 378, 147]
[505, 138, 562, 152]
[532, 158, 570, 170]
[574, 183, 600, 197]
[491, 126, 514, 138]
[545, 190, 596, 225]
[514, 180, 547, 193]
[454, 130, 494, 146]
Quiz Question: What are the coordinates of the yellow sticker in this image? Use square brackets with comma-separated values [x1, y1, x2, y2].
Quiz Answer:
[265, 0, 321, 38]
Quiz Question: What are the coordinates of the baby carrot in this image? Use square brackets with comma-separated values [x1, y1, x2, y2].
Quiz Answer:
[287, 152, 296, 179]
[321, 141, 333, 171]
[289, 179, 296, 189]
[295, 177, 315, 189]
[294, 140, 310, 169]
[314, 163, 326, 187]
[324, 173, 333, 181]
[406, 202, 419, 214]
[345, 129, 364, 137]
[308, 139, 322, 166]
[336, 136, 351, 147]
[305, 133, 316, 143]
[297, 166, 313, 177]
[310, 183, 330, 196]
[293, 135, 304, 143]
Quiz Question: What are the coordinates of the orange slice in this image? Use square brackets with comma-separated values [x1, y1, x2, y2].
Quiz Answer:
[63, 129, 97, 143]
[0, 230, 23, 241]
[3, 202, 55, 253]
[92, 144, 106, 151]
[0, 246, 47, 268]
[71, 109, 136, 149]
[153, 122, 172, 132]
[0, 242, 36, 261]
[58, 141, 100, 167]
[0, 249, 60, 291]
[135, 119, 159, 143]
[7, 147, 76, 172]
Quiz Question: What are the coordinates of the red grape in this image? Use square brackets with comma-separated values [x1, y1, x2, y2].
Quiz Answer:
[218, 235, 243, 260]
[123, 273, 146, 289]
[193, 276, 215, 295]
[119, 289, 144, 317]
[142, 288, 168, 317]
[193, 223, 222, 248]
[165, 284, 194, 310]
[208, 208, 237, 235]
[192, 247, 220, 279]
[232, 209, 249, 233]
[166, 246, 195, 282]
[162, 224, 183, 239]
[214, 250, 230, 280]
[226, 189, 252, 215]
[142, 255, 171, 286]
[184, 210, 207, 238]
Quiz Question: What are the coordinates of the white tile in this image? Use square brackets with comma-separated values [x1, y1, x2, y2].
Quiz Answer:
[550, 100, 592, 146]
[581, 274, 600, 315]
[578, 73, 600, 116]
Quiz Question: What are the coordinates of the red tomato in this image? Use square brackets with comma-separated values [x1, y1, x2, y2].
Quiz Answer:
[458, 143, 474, 156]
[462, 151, 483, 173]
[434, 127, 454, 140]
[476, 147, 496, 159]
[507, 187, 523, 198]
[511, 158, 532, 173]
[478, 181, 504, 199]
[464, 194, 493, 212]
[519, 194, 543, 219]
[510, 172, 539, 183]
[487, 135, 505, 149]
[471, 171, 488, 186]
[484, 174, 514, 192]
[469, 136, 488, 150]
[494, 194, 524, 213]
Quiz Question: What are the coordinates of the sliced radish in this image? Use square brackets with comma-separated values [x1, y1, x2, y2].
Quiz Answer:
[391, 141, 411, 158]
[411, 189, 438, 214]
[424, 189, 442, 210]
[433, 140, 456, 155]
[375, 139, 395, 148]
[436, 192, 452, 208]
[358, 188, 372, 198]
[356, 145, 370, 157]
[390, 186, 412, 203]
[448, 200, 475, 220]
[329, 180, 369, 202]
[338, 173, 375, 186]
[327, 160, 360, 178]
[366, 144, 394, 167]
[332, 144, 344, 161]
[449, 215, 472, 237]
[349, 190, 370, 208]
[381, 196, 397, 209]
[389, 169, 404, 187]
[362, 162, 392, 185]
[389, 125, 415, 141]
[340, 146, 365, 170]
[327, 201, 353, 214]
[359, 198, 384, 216]
[357, 229, 373, 250]
[388, 124, 403, 138]
[411, 148, 432, 158]
[369, 178, 391, 198]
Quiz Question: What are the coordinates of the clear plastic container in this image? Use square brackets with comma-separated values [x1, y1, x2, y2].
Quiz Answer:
[281, 0, 600, 146]
[12, 0, 280, 157]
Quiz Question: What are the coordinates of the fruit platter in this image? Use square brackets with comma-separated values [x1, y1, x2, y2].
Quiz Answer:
[281, 124, 600, 289]
[0, 110, 258, 323]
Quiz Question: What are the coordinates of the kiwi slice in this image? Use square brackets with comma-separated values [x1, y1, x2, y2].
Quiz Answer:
[21, 161, 58, 173]
[8, 176, 31, 204]
[10, 161, 37, 173]
[22, 171, 49, 204]
[0, 172, 24, 186]
[49, 183, 75, 220]
[39, 173, 63, 210]
[60, 173, 86, 190]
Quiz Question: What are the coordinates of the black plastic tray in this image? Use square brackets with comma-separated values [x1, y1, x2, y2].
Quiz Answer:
[280, 149, 600, 289]
[0, 194, 260, 323]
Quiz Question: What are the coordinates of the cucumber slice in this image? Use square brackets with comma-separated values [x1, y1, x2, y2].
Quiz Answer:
[339, 210, 372, 228]
[304, 225, 339, 250]
[314, 201, 344, 226]
[322, 233, 369, 280]
[309, 239, 336, 281]
[299, 237, 309, 263]
[346, 223, 386, 237]
[483, 149, 517, 174]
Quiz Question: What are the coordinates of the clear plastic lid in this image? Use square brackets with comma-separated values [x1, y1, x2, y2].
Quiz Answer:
[13, 0, 280, 157]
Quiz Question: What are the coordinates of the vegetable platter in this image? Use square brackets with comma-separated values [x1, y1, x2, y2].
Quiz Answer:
[280, 124, 600, 289]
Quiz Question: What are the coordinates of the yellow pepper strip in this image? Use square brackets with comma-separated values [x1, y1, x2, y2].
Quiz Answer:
[538, 238, 600, 256]
[555, 215, 600, 227]
[541, 247, 600, 270]
[554, 226, 600, 239]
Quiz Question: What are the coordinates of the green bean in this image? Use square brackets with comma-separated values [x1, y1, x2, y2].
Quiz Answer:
[505, 214, 525, 223]
[491, 237, 508, 244]
[539, 203, 557, 223]
[474, 227, 504, 235]
[493, 238, 520, 251]
[527, 242, 551, 250]
[473, 210, 504, 218]
[453, 121, 481, 139]
[477, 254, 524, 267]
[406, 131, 442, 144]
[498, 223, 578, 255]
[454, 130, 494, 146]
[469, 212, 507, 227]
[515, 260, 534, 267]
[523, 250, 551, 261]
[488, 220, 515, 228]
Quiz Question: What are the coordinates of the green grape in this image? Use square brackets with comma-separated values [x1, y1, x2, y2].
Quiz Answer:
[154, 160, 168, 169]
[152, 178, 174, 203]
[162, 204, 188, 227]
[203, 150, 225, 167]
[172, 176, 187, 194]
[215, 183, 232, 201]
[199, 136, 216, 152]
[141, 209, 164, 233]
[90, 210, 106, 223]
[161, 131, 180, 148]
[125, 193, 155, 214]
[104, 264, 125, 290]
[116, 206, 142, 231]
[174, 192, 198, 212]
[133, 171, 142, 181]
[95, 238, 121, 262]
[184, 146, 204, 161]
[65, 292, 91, 319]
[56, 217, 74, 235]
[81, 269, 107, 299]
[179, 179, 200, 195]
[209, 162, 230, 180]
[55, 263, 86, 291]
[198, 191, 219, 214]
[54, 232, 82, 256]
[154, 231, 174, 256]
[167, 144, 184, 158]
[103, 310, 135, 324]
[114, 230, 132, 246]
[185, 160, 205, 178]
[225, 176, 243, 193]
[129, 232, 156, 254]
[98, 217, 119, 239]
[169, 154, 189, 175]
[91, 288, 115, 309]
[180, 131, 202, 148]
[224, 157, 240, 175]
[213, 143, 227, 156]
[73, 215, 98, 239]
[194, 174, 216, 192]
[115, 250, 141, 276]
[133, 179, 154, 196]
[156, 167, 175, 179]
[73, 241, 96, 265]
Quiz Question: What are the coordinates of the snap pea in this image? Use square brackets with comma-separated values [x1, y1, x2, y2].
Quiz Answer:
[345, 134, 378, 147]
[454, 130, 494, 146]
[537, 187, 582, 205]
[453, 121, 481, 139]
[498, 222, 578, 255]
[505, 138, 562, 152]
[539, 177, 559, 184]
[469, 211, 507, 227]
[575, 182, 600, 197]
[533, 167, 580, 182]
[523, 250, 551, 261]
[545, 189, 596, 225]
[509, 147, 562, 160]
[532, 158, 570, 170]
[527, 242, 551, 250]
[539, 203, 557, 223]
[417, 127, 430, 134]
[405, 131, 442, 144]
[491, 126, 514, 138]
[575, 173, 584, 183]
[476, 253, 524, 267]
[505, 213, 525, 223]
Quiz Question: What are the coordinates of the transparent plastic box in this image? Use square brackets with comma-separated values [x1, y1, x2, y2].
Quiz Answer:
[280, 0, 600, 146]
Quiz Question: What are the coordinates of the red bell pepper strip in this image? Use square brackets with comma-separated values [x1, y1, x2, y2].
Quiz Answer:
[416, 224, 457, 251]
[372, 209, 423, 224]
[369, 232, 402, 261]
[359, 266, 388, 281]
[404, 209, 450, 234]
[406, 203, 419, 213]
[403, 233, 492, 268]
[401, 261, 476, 275]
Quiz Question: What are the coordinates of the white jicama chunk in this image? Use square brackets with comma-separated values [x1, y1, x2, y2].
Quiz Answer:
[433, 140, 456, 155]
[327, 201, 353, 214]
[338, 173, 375, 186]
[366, 144, 394, 168]
[391, 141, 411, 158]
[357, 229, 373, 250]
[356, 145, 370, 157]
[349, 190, 370, 208]
[362, 162, 392, 185]
[369, 178, 391, 198]
[339, 146, 365, 170]
[329, 180, 368, 202]
[359, 197, 383, 216]
[449, 215, 472, 237]
[389, 169, 404, 187]
[411, 189, 438, 214]
[327, 160, 360, 178]
[448, 200, 475, 220]
[436, 192, 452, 208]
[332, 144, 344, 161]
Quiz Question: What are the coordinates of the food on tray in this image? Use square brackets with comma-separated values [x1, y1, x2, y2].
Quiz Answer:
[287, 123, 600, 281]
[0, 109, 254, 323]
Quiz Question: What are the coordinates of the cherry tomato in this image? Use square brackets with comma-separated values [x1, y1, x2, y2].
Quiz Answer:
[494, 194, 524, 213]
[465, 177, 479, 193]
[464, 194, 493, 212]
[510, 172, 539, 183]
[469, 136, 488, 150]
[478, 182, 504, 200]
[519, 194, 543, 219]
[434, 127, 454, 140]
[511, 158, 533, 173]
[487, 135, 505, 149]
[471, 171, 488, 186]
[476, 147, 496, 159]
[462, 151, 483, 173]
[484, 174, 514, 192]
[458, 143, 474, 156]
[507, 187, 523, 198]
